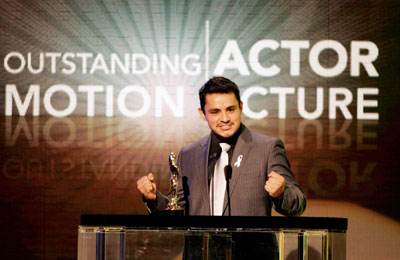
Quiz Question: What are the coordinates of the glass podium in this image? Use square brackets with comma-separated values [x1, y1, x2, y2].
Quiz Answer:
[78, 215, 347, 260]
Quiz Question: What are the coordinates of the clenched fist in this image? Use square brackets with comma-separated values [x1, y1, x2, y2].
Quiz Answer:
[264, 171, 285, 198]
[137, 173, 157, 200]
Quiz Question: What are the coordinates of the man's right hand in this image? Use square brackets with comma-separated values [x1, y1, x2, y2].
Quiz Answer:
[137, 173, 157, 200]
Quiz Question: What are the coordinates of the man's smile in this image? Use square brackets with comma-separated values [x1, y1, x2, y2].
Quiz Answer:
[219, 124, 233, 131]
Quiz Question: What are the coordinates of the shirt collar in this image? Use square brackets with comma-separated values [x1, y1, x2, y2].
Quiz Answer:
[210, 123, 244, 151]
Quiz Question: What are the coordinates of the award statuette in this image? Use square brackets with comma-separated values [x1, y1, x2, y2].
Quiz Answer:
[163, 152, 184, 216]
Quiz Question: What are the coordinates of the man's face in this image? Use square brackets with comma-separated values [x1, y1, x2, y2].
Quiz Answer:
[198, 93, 243, 139]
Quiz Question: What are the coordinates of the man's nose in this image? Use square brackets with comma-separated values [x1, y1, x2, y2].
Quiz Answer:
[220, 112, 230, 122]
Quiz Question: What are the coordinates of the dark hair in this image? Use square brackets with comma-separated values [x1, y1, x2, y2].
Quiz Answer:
[199, 77, 241, 112]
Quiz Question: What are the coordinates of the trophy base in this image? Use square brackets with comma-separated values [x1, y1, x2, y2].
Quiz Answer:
[162, 209, 185, 216]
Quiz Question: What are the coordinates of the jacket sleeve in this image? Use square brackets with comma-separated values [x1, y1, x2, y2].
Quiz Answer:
[268, 138, 306, 216]
[142, 190, 169, 215]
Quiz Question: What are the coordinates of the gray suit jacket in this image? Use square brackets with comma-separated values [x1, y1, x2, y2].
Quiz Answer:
[148, 126, 306, 216]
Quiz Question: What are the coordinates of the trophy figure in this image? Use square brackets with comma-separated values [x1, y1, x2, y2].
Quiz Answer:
[163, 152, 184, 215]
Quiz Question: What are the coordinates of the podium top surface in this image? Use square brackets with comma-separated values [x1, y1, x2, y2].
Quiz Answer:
[80, 214, 347, 231]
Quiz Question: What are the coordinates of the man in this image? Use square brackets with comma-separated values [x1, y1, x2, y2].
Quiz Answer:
[137, 77, 306, 259]
[137, 76, 306, 217]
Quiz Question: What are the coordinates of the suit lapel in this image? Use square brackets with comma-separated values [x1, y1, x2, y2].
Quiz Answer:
[223, 127, 253, 214]
[196, 134, 211, 215]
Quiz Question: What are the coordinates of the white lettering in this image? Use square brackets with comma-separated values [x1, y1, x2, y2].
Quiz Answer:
[43, 84, 77, 117]
[357, 88, 379, 120]
[270, 87, 295, 119]
[351, 41, 379, 77]
[4, 52, 25, 74]
[309, 40, 348, 77]
[5, 84, 40, 116]
[132, 54, 151, 74]
[281, 40, 310, 76]
[249, 40, 280, 77]
[78, 85, 104, 117]
[90, 53, 109, 74]
[241, 86, 269, 119]
[161, 54, 179, 75]
[182, 54, 201, 75]
[117, 85, 151, 117]
[106, 85, 114, 117]
[329, 88, 353, 119]
[155, 86, 184, 117]
[61, 52, 76, 74]
[76, 53, 93, 74]
[214, 40, 250, 75]
[27, 52, 44, 74]
[45, 52, 62, 74]
[298, 87, 323, 119]
[111, 53, 129, 74]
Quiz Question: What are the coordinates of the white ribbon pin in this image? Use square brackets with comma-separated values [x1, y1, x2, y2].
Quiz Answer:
[234, 155, 243, 168]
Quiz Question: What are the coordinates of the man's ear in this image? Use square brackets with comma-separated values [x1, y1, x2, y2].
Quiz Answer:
[198, 108, 206, 121]
[239, 101, 243, 111]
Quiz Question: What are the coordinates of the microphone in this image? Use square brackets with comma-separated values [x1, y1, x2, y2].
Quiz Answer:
[224, 165, 232, 181]
[224, 165, 232, 216]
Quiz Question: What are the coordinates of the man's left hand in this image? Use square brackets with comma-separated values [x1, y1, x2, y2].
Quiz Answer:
[265, 171, 285, 198]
